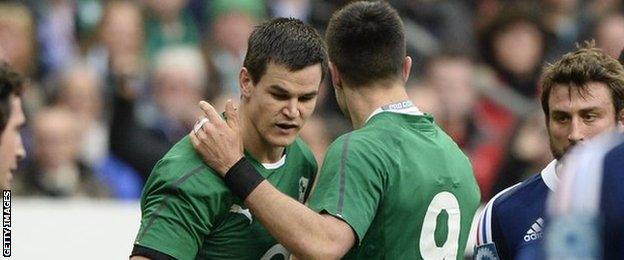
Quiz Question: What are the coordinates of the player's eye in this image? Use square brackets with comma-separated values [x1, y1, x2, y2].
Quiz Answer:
[299, 95, 315, 102]
[271, 93, 289, 100]
[582, 113, 599, 122]
[552, 114, 570, 124]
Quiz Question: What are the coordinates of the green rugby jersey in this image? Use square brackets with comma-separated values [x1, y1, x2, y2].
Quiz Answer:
[308, 106, 480, 259]
[133, 136, 316, 259]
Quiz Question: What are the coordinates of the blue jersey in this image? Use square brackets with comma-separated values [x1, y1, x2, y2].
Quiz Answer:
[475, 160, 558, 259]
[546, 132, 624, 260]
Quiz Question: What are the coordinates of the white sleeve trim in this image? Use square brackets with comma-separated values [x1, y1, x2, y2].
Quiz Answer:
[476, 182, 522, 245]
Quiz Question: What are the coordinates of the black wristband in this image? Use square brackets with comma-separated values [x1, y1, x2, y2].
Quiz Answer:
[224, 157, 265, 200]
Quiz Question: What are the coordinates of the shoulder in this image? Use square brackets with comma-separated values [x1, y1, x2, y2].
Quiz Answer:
[495, 174, 548, 207]
[476, 173, 547, 245]
[321, 131, 375, 168]
[143, 136, 228, 199]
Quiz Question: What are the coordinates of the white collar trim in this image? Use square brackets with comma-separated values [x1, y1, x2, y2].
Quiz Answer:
[365, 104, 424, 123]
[261, 154, 286, 170]
[541, 159, 559, 192]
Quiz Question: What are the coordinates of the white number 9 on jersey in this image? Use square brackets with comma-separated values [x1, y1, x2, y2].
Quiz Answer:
[419, 192, 461, 259]
[260, 244, 290, 260]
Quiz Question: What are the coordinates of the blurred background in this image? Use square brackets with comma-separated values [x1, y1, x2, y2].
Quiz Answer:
[2, 0, 623, 258]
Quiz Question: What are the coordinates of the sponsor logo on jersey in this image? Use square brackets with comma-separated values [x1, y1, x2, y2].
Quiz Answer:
[524, 217, 544, 242]
[230, 204, 252, 224]
[298, 177, 309, 203]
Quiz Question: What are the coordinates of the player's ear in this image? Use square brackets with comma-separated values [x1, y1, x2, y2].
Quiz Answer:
[402, 56, 412, 83]
[329, 62, 342, 90]
[239, 67, 253, 99]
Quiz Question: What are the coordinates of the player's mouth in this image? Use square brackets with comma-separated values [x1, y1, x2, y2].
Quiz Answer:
[275, 122, 298, 134]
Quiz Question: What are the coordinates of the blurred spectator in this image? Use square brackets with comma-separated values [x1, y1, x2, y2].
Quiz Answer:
[150, 46, 207, 141]
[110, 45, 207, 181]
[143, 0, 200, 59]
[419, 52, 525, 200]
[55, 63, 107, 167]
[540, 0, 585, 61]
[481, 3, 547, 98]
[74, 0, 104, 43]
[0, 2, 43, 114]
[421, 53, 477, 145]
[15, 107, 109, 198]
[594, 12, 624, 59]
[54, 63, 142, 200]
[86, 0, 145, 91]
[407, 83, 442, 118]
[493, 111, 553, 194]
[35, 0, 79, 77]
[391, 0, 477, 69]
[268, 0, 311, 22]
[0, 2, 38, 78]
[207, 0, 264, 95]
[85, 0, 146, 95]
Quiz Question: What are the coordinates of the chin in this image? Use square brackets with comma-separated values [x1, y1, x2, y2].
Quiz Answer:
[267, 134, 297, 148]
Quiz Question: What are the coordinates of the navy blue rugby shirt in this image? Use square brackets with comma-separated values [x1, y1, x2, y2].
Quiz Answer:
[474, 160, 558, 259]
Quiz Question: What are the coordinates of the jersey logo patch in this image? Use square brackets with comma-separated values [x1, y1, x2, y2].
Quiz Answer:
[230, 204, 252, 224]
[524, 217, 544, 242]
[298, 177, 309, 203]
[474, 243, 500, 260]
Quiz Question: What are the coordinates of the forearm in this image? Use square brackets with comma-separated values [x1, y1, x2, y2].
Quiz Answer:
[245, 181, 354, 259]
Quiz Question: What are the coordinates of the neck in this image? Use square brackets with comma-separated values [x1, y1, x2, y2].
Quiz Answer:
[343, 80, 410, 129]
[240, 103, 285, 163]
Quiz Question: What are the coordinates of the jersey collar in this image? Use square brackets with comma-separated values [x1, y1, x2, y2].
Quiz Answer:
[541, 159, 559, 192]
[365, 100, 424, 124]
[261, 154, 286, 170]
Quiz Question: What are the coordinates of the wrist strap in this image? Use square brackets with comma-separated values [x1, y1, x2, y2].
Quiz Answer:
[224, 158, 265, 200]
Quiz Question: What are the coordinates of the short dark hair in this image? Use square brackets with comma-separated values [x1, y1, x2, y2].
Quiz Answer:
[243, 17, 327, 84]
[326, 1, 405, 86]
[541, 41, 624, 121]
[0, 62, 23, 133]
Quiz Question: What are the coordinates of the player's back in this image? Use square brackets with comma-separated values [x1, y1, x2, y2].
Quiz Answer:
[341, 112, 480, 259]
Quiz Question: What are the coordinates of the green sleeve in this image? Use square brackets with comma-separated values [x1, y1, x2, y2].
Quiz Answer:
[307, 134, 384, 243]
[134, 159, 230, 259]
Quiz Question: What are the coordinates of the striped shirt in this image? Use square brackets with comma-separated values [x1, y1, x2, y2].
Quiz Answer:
[474, 160, 558, 259]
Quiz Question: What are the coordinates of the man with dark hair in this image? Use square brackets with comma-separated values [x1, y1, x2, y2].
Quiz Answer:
[130, 17, 327, 259]
[475, 42, 624, 259]
[0, 61, 25, 190]
[191, 1, 481, 259]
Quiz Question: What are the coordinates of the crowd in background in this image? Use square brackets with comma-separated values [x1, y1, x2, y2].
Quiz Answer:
[2, 0, 623, 201]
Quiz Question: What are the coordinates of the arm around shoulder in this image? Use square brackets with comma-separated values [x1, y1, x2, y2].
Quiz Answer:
[246, 181, 356, 259]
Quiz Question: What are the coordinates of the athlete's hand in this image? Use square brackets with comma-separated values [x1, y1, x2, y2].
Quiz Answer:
[190, 99, 244, 176]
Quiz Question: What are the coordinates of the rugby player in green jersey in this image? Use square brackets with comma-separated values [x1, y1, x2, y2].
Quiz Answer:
[191, 1, 481, 259]
[130, 18, 327, 260]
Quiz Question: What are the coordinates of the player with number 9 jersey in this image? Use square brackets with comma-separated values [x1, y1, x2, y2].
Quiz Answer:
[308, 105, 481, 259]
